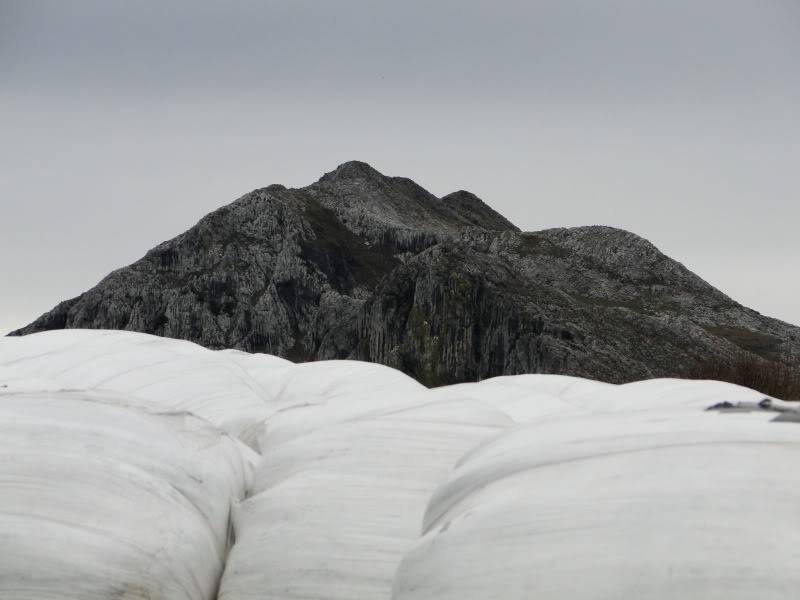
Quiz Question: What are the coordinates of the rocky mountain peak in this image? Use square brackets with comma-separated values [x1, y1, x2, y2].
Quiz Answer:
[318, 160, 385, 183]
[11, 162, 800, 386]
[440, 190, 520, 232]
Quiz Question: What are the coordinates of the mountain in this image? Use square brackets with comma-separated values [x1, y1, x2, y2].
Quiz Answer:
[11, 160, 800, 385]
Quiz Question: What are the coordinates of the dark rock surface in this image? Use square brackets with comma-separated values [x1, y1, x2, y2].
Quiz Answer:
[12, 161, 800, 385]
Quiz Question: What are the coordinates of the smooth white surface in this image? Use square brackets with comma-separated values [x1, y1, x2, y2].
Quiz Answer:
[395, 391, 800, 600]
[0, 391, 253, 600]
[0, 330, 272, 445]
[254, 359, 427, 450]
[219, 395, 506, 600]
[1, 330, 796, 600]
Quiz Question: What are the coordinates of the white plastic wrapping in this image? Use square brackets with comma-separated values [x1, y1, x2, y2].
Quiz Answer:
[218, 396, 507, 600]
[394, 382, 800, 600]
[254, 359, 427, 450]
[0, 391, 254, 600]
[0, 330, 271, 445]
[2, 330, 796, 600]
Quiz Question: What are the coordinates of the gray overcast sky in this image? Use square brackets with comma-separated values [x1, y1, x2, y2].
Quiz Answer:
[1, 0, 799, 334]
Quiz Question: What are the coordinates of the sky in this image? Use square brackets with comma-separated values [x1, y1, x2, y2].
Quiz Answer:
[1, 0, 799, 335]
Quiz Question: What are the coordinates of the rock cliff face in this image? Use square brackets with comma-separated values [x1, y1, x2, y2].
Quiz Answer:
[11, 161, 800, 385]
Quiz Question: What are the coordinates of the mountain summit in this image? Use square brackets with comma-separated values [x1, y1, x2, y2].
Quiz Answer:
[12, 161, 800, 385]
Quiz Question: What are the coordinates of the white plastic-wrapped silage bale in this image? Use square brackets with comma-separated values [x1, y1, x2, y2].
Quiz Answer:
[0, 390, 256, 600]
[254, 359, 427, 451]
[217, 381, 513, 600]
[0, 330, 273, 446]
[394, 381, 800, 600]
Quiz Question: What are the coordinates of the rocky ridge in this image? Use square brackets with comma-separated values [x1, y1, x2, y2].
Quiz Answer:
[12, 161, 800, 385]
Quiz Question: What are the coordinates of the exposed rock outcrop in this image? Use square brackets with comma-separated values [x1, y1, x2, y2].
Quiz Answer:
[12, 161, 800, 385]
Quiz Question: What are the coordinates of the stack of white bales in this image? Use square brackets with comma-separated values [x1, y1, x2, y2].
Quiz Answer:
[2, 329, 797, 600]
[0, 331, 263, 599]
[394, 380, 800, 600]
